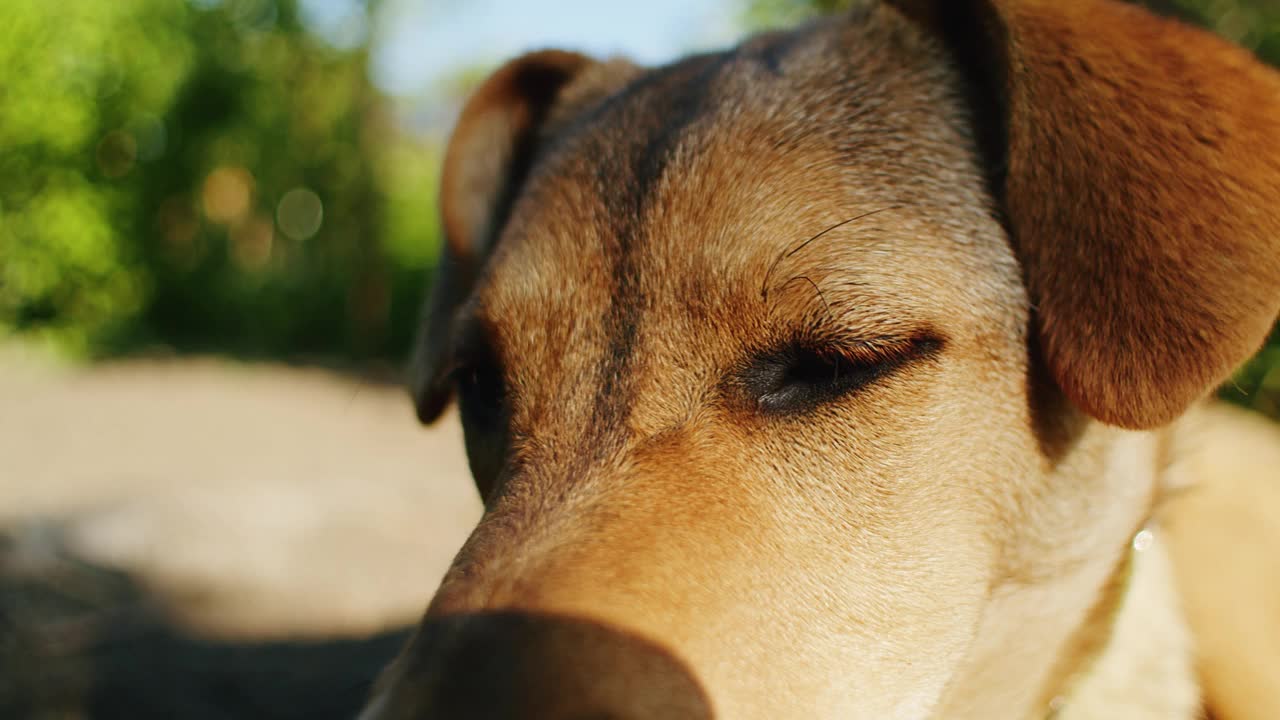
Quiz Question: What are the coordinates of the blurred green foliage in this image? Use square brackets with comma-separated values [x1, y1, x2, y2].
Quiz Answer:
[745, 0, 1280, 417]
[0, 0, 441, 361]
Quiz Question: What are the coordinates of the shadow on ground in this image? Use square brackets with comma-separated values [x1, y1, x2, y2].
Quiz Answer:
[0, 526, 409, 720]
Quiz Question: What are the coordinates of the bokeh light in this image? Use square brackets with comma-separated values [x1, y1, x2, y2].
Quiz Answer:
[276, 187, 324, 241]
[202, 167, 255, 225]
[231, 214, 276, 270]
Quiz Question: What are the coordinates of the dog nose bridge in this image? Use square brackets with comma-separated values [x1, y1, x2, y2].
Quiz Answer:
[422, 475, 649, 618]
[421, 427, 729, 625]
[362, 611, 714, 720]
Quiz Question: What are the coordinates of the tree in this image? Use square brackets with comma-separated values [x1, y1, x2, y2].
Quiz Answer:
[0, 0, 442, 362]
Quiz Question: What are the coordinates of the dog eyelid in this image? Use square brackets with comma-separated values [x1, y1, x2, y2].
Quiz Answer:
[739, 332, 944, 415]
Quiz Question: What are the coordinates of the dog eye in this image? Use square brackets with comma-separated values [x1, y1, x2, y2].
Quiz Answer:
[740, 336, 942, 415]
[743, 345, 879, 414]
[449, 344, 510, 499]
[454, 358, 505, 429]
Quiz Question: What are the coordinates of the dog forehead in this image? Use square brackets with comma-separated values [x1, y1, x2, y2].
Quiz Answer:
[482, 7, 987, 300]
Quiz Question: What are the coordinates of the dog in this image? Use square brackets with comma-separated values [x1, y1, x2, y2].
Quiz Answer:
[362, 1, 1280, 717]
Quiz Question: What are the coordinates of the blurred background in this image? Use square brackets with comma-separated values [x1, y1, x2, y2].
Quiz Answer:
[2, 1, 1278, 718]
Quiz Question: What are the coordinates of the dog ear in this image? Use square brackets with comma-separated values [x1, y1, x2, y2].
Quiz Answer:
[410, 50, 596, 423]
[886, 0, 1280, 428]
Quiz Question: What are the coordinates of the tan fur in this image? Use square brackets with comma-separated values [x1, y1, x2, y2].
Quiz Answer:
[1162, 404, 1280, 720]
[369, 2, 1280, 718]
[1055, 525, 1198, 719]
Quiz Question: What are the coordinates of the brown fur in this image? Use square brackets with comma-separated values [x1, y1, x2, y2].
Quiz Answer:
[369, 2, 1280, 718]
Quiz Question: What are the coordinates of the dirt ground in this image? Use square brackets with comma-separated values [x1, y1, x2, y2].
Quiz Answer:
[0, 346, 481, 718]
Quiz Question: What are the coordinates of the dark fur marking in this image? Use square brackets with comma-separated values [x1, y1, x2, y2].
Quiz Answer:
[483, 60, 594, 261]
[890, 0, 1013, 214]
[576, 52, 735, 457]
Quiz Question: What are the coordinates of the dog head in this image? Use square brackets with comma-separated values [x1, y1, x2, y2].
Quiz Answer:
[373, 1, 1280, 718]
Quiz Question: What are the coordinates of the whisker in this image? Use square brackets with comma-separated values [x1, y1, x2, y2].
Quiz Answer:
[780, 275, 835, 323]
[761, 205, 903, 300]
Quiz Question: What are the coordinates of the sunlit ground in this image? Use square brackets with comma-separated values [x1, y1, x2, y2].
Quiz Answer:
[0, 347, 480, 716]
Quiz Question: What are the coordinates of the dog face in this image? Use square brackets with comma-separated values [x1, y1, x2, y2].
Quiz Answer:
[370, 2, 1280, 718]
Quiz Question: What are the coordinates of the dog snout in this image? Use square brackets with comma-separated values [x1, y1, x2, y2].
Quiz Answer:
[362, 611, 713, 720]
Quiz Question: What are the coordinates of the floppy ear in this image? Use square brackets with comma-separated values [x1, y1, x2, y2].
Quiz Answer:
[886, 0, 1280, 428]
[409, 50, 597, 423]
